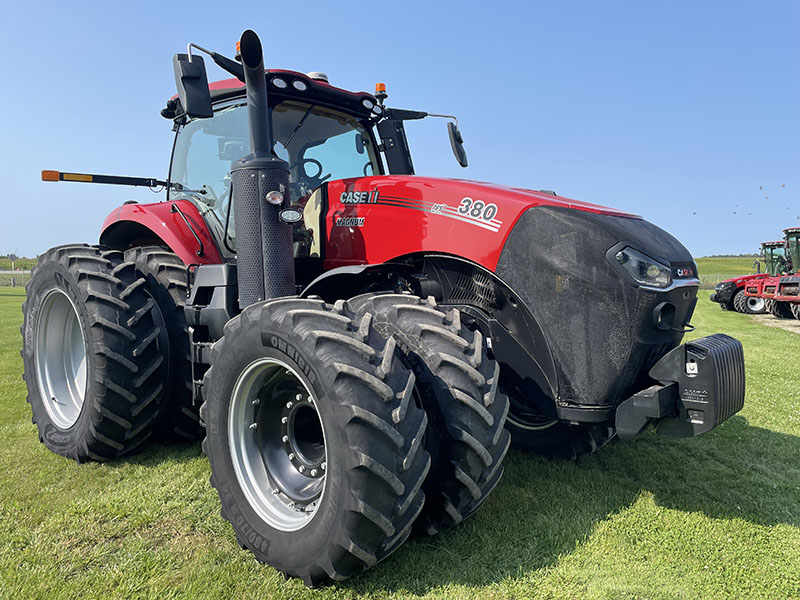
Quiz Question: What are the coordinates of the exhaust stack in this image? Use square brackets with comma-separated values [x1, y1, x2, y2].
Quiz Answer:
[232, 30, 295, 308]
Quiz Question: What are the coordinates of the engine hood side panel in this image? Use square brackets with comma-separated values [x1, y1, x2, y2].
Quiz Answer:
[496, 206, 698, 409]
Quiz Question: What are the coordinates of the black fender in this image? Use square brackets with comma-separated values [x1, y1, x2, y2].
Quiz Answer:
[300, 254, 560, 415]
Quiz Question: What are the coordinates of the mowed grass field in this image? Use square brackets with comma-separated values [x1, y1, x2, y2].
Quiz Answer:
[1, 287, 798, 600]
[695, 256, 760, 278]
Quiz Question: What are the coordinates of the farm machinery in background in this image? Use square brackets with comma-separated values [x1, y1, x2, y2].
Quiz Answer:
[709, 241, 788, 314]
[741, 228, 799, 319]
[22, 31, 745, 586]
[773, 227, 800, 319]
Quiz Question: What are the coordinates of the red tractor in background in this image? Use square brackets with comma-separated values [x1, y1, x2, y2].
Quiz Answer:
[742, 228, 798, 319]
[22, 31, 745, 586]
[709, 241, 786, 314]
[773, 227, 800, 319]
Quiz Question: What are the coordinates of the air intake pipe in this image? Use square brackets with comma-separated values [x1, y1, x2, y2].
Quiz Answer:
[232, 29, 295, 308]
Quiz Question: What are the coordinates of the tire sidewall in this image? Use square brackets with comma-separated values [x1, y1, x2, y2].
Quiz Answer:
[23, 258, 96, 454]
[204, 322, 349, 571]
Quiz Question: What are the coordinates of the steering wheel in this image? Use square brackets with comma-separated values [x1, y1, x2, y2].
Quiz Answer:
[291, 158, 331, 201]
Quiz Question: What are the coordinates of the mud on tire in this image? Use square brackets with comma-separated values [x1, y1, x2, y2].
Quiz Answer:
[348, 293, 510, 535]
[201, 298, 431, 586]
[125, 246, 202, 442]
[21, 244, 166, 461]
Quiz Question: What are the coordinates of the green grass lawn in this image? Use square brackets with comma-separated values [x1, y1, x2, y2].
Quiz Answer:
[1, 287, 798, 600]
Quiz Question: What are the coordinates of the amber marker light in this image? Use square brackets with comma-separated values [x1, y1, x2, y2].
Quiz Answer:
[41, 170, 60, 182]
[375, 83, 386, 94]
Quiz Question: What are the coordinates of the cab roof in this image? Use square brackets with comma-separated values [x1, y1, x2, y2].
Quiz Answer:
[206, 69, 381, 120]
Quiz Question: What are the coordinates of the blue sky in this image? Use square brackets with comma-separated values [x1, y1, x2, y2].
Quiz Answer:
[1, 0, 797, 258]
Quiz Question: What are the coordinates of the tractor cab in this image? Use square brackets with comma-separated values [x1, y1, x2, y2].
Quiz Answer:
[165, 68, 464, 272]
[762, 240, 789, 276]
[784, 227, 800, 274]
[167, 71, 386, 263]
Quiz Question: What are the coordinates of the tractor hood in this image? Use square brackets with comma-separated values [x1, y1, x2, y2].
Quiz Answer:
[325, 175, 642, 269]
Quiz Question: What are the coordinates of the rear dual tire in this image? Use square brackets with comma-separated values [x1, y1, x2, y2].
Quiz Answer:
[766, 299, 794, 319]
[21, 245, 166, 461]
[125, 246, 203, 441]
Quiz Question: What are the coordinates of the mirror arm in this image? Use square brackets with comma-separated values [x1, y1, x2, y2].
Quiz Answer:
[187, 43, 245, 82]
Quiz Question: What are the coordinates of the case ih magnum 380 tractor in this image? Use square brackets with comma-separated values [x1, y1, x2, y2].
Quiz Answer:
[710, 241, 786, 314]
[22, 31, 745, 585]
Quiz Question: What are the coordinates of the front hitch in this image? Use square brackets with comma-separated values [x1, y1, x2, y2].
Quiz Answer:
[616, 333, 745, 440]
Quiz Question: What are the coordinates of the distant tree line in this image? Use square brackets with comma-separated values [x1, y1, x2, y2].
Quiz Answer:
[703, 253, 760, 258]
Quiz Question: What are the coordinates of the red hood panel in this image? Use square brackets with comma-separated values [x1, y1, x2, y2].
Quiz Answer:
[324, 175, 640, 271]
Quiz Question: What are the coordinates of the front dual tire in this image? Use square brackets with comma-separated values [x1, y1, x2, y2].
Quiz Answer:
[201, 298, 431, 586]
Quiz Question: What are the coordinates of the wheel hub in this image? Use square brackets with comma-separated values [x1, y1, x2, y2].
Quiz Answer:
[282, 397, 326, 479]
[746, 297, 765, 313]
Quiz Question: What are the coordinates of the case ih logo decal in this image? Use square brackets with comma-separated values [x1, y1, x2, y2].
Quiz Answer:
[339, 189, 502, 233]
[340, 190, 380, 204]
[675, 266, 695, 278]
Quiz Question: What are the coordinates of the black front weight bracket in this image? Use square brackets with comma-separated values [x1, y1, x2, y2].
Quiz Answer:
[615, 333, 745, 441]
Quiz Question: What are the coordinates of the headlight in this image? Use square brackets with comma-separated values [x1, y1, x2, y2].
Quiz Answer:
[614, 247, 672, 288]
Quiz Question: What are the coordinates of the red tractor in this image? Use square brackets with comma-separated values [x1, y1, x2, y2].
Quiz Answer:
[709, 241, 785, 314]
[773, 227, 800, 319]
[743, 229, 797, 319]
[22, 31, 745, 586]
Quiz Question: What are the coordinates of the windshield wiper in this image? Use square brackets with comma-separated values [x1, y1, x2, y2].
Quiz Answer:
[283, 106, 314, 149]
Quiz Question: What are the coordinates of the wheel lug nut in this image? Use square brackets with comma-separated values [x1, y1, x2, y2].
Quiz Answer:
[252, 398, 260, 406]
[288, 453, 295, 460]
[288, 501, 296, 509]
[321, 462, 327, 470]
[299, 465, 305, 473]
[249, 423, 258, 430]
[310, 469, 317, 476]
[282, 435, 289, 443]
[307, 396, 313, 403]
[286, 401, 293, 409]
[281, 416, 288, 424]
[295, 394, 302, 401]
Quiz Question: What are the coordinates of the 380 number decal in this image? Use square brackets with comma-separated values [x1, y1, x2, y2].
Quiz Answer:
[458, 197, 499, 222]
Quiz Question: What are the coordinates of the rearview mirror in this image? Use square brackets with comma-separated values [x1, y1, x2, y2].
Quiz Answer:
[172, 53, 213, 119]
[447, 122, 468, 168]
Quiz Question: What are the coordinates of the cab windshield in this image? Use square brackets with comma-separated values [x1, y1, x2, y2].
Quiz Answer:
[764, 245, 787, 276]
[787, 235, 800, 274]
[170, 100, 381, 250]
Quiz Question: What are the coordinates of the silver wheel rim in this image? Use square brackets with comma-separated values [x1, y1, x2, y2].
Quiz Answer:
[35, 289, 88, 429]
[229, 358, 326, 532]
[746, 297, 765, 313]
